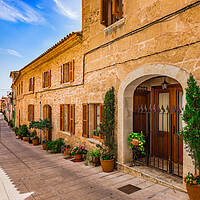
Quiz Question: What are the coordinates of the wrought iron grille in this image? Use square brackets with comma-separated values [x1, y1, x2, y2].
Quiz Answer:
[133, 104, 183, 177]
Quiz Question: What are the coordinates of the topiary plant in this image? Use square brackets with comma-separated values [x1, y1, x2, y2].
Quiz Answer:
[179, 75, 200, 174]
[98, 86, 116, 160]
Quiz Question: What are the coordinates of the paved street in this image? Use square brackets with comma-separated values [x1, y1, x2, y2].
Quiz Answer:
[0, 115, 189, 200]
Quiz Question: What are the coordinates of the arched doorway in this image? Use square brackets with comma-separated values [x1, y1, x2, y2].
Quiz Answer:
[118, 64, 190, 177]
[43, 105, 52, 141]
[133, 76, 183, 177]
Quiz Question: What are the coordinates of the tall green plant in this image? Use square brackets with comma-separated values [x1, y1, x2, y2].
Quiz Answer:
[179, 75, 200, 172]
[99, 86, 116, 160]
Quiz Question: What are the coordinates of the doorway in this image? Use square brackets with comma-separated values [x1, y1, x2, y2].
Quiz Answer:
[133, 79, 183, 177]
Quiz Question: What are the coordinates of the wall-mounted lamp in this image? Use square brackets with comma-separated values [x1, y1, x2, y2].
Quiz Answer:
[161, 78, 169, 90]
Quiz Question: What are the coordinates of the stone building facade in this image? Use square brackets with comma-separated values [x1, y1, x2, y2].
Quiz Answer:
[10, 0, 200, 186]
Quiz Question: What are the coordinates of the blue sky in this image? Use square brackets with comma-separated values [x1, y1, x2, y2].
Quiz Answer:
[0, 0, 82, 97]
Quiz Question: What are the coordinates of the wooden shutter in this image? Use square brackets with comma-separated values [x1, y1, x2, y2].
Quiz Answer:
[60, 104, 64, 131]
[48, 70, 51, 87]
[83, 104, 89, 138]
[100, 0, 109, 26]
[42, 72, 45, 88]
[61, 65, 64, 84]
[32, 105, 34, 121]
[29, 78, 31, 91]
[70, 104, 75, 134]
[28, 105, 30, 121]
[69, 60, 74, 82]
[112, 0, 122, 19]
[32, 77, 35, 91]
[21, 81, 23, 94]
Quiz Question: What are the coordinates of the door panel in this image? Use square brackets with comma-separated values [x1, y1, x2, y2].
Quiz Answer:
[152, 84, 183, 164]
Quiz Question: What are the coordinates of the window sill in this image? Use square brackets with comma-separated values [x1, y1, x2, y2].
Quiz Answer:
[104, 18, 125, 35]
[59, 131, 72, 137]
[87, 138, 102, 145]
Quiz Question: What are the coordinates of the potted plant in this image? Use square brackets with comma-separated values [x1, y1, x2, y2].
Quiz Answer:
[32, 136, 39, 145]
[98, 87, 116, 172]
[46, 138, 65, 153]
[128, 132, 146, 155]
[71, 145, 87, 161]
[88, 149, 100, 166]
[8, 120, 13, 128]
[13, 127, 19, 136]
[179, 75, 200, 199]
[42, 140, 49, 150]
[183, 173, 200, 200]
[61, 145, 71, 156]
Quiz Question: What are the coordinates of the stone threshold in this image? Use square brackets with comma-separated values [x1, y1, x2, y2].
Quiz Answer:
[117, 163, 187, 193]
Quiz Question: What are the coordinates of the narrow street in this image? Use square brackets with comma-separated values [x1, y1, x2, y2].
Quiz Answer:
[0, 114, 189, 200]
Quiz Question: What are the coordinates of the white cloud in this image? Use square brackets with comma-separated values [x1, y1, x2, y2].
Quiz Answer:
[0, 0, 45, 24]
[6, 49, 23, 57]
[53, 0, 81, 20]
[0, 48, 23, 57]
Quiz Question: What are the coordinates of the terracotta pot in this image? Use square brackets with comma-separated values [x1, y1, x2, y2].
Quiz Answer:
[186, 184, 200, 200]
[63, 147, 71, 156]
[100, 159, 114, 172]
[74, 154, 82, 161]
[23, 137, 28, 142]
[42, 143, 47, 150]
[92, 157, 100, 166]
[32, 138, 39, 145]
[17, 135, 20, 139]
[131, 139, 139, 146]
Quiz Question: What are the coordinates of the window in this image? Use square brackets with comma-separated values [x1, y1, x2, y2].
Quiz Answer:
[28, 105, 34, 121]
[82, 104, 104, 140]
[61, 60, 74, 83]
[29, 77, 35, 91]
[42, 70, 51, 88]
[93, 104, 103, 139]
[21, 81, 23, 94]
[60, 104, 75, 134]
[100, 0, 123, 27]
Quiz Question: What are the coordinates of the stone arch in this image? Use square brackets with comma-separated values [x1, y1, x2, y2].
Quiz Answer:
[118, 64, 189, 166]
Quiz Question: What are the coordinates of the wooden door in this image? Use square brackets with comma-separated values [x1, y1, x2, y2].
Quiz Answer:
[152, 84, 183, 164]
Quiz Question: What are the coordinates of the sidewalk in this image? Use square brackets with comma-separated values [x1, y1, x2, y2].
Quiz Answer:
[0, 115, 189, 200]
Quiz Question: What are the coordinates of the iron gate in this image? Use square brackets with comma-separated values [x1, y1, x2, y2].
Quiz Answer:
[133, 104, 183, 177]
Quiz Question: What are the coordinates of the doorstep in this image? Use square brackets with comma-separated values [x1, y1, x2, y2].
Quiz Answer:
[117, 163, 187, 193]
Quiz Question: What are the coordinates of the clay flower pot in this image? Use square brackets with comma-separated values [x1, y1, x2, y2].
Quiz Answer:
[17, 135, 20, 139]
[131, 138, 139, 146]
[92, 157, 100, 166]
[186, 184, 200, 200]
[23, 137, 28, 142]
[63, 147, 71, 156]
[74, 154, 82, 161]
[42, 143, 48, 150]
[100, 159, 114, 172]
[32, 138, 39, 145]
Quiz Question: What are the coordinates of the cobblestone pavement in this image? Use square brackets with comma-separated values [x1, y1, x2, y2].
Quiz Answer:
[0, 116, 189, 200]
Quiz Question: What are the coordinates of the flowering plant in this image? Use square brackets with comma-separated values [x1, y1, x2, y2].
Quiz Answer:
[183, 172, 200, 185]
[71, 145, 87, 156]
